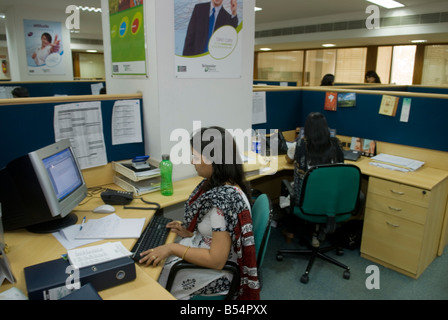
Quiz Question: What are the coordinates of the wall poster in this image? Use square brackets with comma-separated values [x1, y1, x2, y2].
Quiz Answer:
[24, 20, 65, 75]
[174, 0, 243, 78]
[109, 0, 147, 76]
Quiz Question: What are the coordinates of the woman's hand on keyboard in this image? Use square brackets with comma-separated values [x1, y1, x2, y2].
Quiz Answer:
[167, 220, 193, 238]
[139, 244, 172, 267]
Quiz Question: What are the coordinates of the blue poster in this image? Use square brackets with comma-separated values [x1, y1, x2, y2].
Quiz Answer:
[24, 19, 65, 75]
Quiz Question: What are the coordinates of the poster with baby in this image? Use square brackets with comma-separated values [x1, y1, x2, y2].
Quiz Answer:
[24, 19, 65, 75]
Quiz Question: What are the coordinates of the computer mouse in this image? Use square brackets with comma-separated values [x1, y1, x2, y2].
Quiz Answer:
[93, 204, 116, 213]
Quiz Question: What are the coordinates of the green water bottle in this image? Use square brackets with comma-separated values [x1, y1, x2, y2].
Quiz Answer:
[160, 154, 173, 196]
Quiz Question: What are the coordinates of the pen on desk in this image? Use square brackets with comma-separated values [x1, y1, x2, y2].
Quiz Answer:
[80, 216, 86, 230]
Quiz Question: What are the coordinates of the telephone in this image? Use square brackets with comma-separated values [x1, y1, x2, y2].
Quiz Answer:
[100, 189, 134, 205]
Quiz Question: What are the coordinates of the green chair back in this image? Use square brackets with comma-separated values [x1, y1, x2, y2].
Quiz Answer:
[251, 193, 273, 268]
[296, 164, 361, 224]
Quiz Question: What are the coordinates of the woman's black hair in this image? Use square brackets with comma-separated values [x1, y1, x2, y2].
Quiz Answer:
[190, 126, 251, 200]
[365, 70, 381, 83]
[41, 32, 52, 43]
[320, 74, 335, 86]
[304, 112, 338, 165]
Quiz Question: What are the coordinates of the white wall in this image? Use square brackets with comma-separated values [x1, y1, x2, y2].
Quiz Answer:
[5, 5, 73, 81]
[101, 0, 256, 181]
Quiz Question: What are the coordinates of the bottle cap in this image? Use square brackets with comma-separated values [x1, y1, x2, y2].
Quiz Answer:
[162, 154, 170, 160]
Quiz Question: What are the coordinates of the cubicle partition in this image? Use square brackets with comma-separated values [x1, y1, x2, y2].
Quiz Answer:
[252, 88, 302, 132]
[253, 86, 448, 152]
[0, 80, 105, 97]
[0, 94, 144, 169]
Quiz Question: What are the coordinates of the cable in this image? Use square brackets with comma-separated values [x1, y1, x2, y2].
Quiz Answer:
[124, 197, 161, 211]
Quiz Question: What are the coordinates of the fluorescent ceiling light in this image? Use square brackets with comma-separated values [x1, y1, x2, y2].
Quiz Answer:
[322, 43, 336, 47]
[366, 0, 405, 9]
[77, 6, 102, 12]
[259, 48, 272, 51]
[411, 40, 427, 43]
[86, 50, 98, 53]
[0, 13, 5, 19]
[254, 7, 263, 12]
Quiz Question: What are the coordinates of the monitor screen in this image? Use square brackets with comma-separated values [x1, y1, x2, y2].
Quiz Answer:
[43, 148, 83, 201]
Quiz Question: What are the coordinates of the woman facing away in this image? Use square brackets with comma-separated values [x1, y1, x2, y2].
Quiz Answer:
[139, 126, 260, 300]
[283, 112, 344, 240]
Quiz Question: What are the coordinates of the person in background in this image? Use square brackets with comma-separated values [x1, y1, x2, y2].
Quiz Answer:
[320, 74, 335, 86]
[283, 112, 344, 242]
[12, 87, 29, 98]
[139, 126, 260, 300]
[365, 70, 381, 83]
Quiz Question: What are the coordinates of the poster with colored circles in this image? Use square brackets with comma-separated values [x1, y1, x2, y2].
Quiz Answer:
[109, 0, 147, 76]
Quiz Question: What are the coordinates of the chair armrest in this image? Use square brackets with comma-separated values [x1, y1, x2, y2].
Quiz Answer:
[165, 260, 240, 300]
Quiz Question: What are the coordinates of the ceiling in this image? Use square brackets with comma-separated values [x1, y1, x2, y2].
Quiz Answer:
[1, 0, 447, 52]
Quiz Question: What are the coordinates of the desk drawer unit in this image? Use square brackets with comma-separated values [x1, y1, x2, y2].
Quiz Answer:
[361, 177, 442, 279]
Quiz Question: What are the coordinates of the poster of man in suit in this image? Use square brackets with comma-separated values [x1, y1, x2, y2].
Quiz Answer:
[175, 0, 243, 78]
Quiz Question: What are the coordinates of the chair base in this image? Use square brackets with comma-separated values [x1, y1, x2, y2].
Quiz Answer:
[276, 239, 350, 284]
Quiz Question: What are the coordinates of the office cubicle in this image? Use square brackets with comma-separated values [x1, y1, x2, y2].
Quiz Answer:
[0, 80, 105, 98]
[0, 93, 144, 170]
[252, 85, 448, 153]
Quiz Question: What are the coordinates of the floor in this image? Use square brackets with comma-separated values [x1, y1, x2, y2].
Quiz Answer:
[259, 206, 448, 300]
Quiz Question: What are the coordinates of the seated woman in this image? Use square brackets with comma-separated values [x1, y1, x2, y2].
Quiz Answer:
[283, 112, 344, 241]
[139, 126, 260, 300]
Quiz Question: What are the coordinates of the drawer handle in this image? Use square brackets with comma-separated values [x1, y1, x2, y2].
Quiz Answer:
[386, 221, 400, 228]
[388, 206, 402, 211]
[390, 189, 404, 195]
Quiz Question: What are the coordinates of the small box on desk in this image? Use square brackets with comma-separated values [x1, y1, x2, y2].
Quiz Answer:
[24, 257, 136, 300]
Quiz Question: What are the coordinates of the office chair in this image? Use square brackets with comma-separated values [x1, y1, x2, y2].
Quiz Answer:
[165, 193, 273, 300]
[276, 163, 361, 284]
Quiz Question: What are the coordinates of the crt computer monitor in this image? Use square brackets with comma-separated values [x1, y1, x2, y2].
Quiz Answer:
[0, 139, 87, 233]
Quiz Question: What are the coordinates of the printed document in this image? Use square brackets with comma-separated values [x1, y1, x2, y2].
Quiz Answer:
[54, 101, 107, 169]
[67, 242, 132, 268]
[111, 99, 143, 145]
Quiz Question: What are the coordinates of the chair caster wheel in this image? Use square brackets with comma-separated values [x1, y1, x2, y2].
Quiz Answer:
[343, 270, 350, 280]
[276, 254, 283, 261]
[300, 274, 309, 284]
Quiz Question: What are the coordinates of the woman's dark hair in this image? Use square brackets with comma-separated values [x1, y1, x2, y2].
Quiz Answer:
[12, 87, 29, 98]
[190, 126, 251, 199]
[365, 70, 381, 83]
[320, 74, 335, 86]
[42, 32, 52, 43]
[304, 112, 338, 165]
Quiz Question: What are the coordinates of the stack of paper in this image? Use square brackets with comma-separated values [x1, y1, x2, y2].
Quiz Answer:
[67, 242, 132, 268]
[75, 214, 145, 239]
[369, 153, 424, 172]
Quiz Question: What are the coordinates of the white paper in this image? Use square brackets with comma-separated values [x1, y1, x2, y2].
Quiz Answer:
[67, 242, 132, 269]
[111, 100, 143, 145]
[370, 153, 424, 172]
[54, 101, 107, 169]
[252, 91, 267, 125]
[0, 287, 28, 300]
[400, 98, 411, 122]
[75, 214, 145, 239]
[91, 83, 104, 95]
[53, 224, 103, 250]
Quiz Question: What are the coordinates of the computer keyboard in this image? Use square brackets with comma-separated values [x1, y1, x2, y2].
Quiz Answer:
[131, 215, 173, 262]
